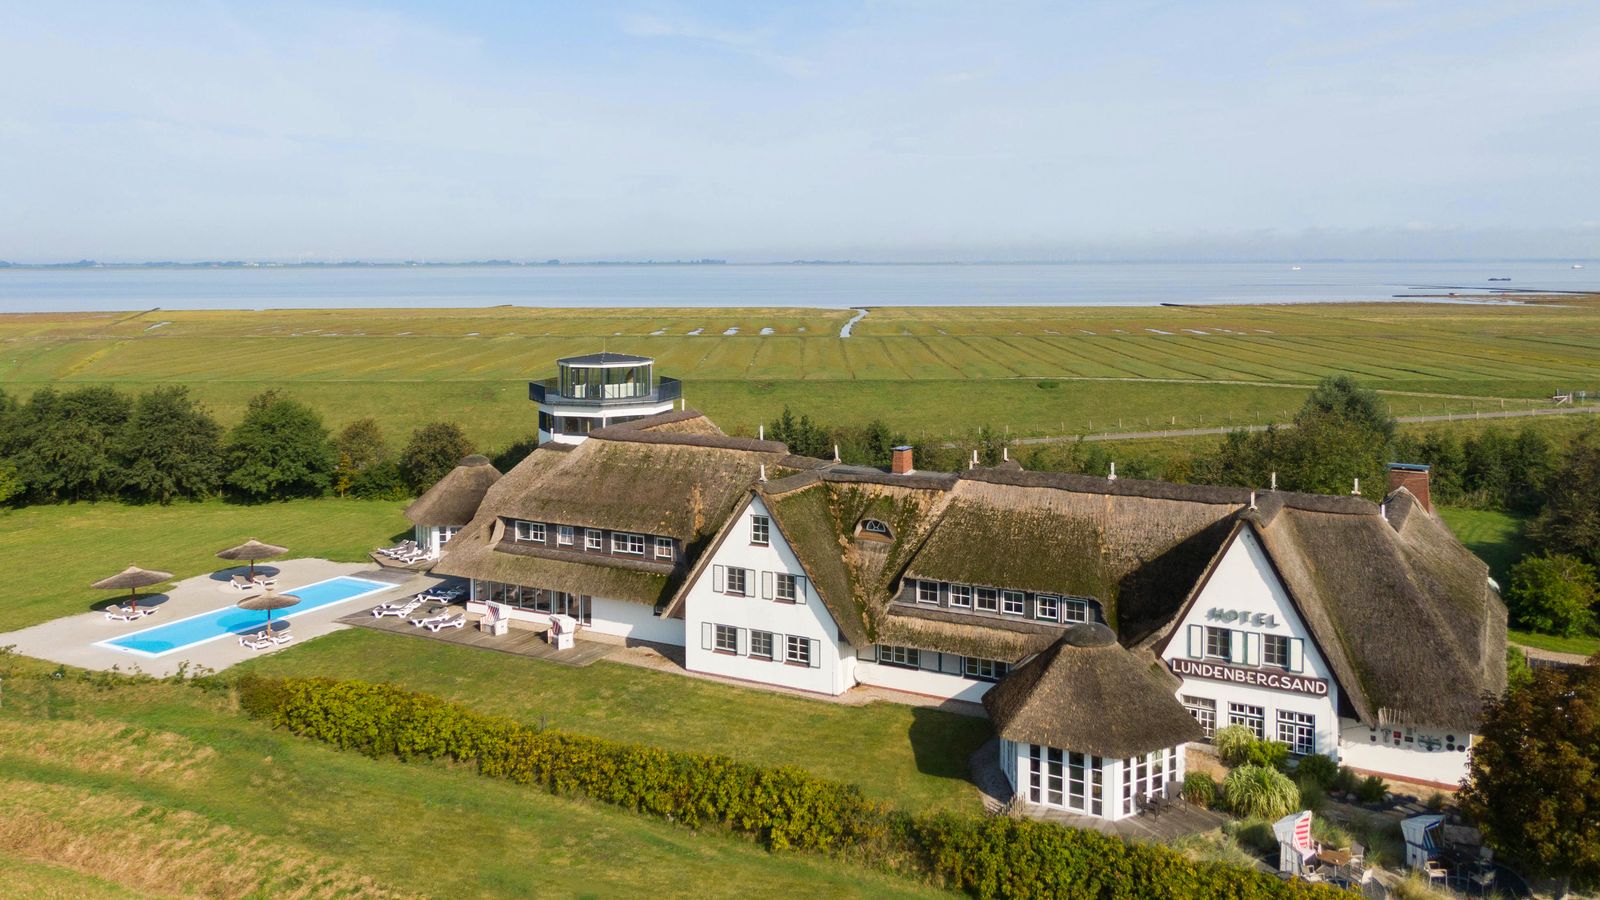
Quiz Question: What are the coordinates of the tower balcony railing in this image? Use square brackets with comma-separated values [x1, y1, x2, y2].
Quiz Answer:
[529, 376, 681, 407]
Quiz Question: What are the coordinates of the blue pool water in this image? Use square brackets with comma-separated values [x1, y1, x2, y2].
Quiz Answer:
[102, 575, 392, 657]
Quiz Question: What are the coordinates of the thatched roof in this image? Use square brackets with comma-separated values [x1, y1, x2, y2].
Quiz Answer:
[91, 565, 172, 591]
[433, 411, 797, 606]
[216, 539, 287, 561]
[983, 624, 1204, 757]
[405, 455, 502, 526]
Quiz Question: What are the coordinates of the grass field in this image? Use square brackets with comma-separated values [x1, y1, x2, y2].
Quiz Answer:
[3, 299, 1597, 449]
[240, 628, 990, 814]
[0, 499, 408, 633]
[0, 659, 944, 898]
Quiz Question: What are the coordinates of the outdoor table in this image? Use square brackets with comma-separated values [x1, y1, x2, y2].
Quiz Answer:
[1316, 849, 1352, 868]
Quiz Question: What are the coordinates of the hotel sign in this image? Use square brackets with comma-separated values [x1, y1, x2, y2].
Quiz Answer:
[1169, 658, 1329, 697]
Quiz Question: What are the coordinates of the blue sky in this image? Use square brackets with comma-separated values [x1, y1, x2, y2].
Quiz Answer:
[2, 1, 1597, 261]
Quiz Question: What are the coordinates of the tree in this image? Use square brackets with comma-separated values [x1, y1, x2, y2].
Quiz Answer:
[1504, 553, 1599, 637]
[1196, 377, 1394, 497]
[1459, 657, 1600, 897]
[7, 385, 133, 502]
[0, 459, 21, 505]
[115, 386, 224, 503]
[332, 418, 390, 497]
[400, 422, 474, 493]
[766, 406, 830, 458]
[224, 391, 336, 500]
[1529, 428, 1600, 566]
[490, 434, 540, 473]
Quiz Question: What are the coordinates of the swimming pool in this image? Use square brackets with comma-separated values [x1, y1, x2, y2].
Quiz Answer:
[100, 575, 393, 657]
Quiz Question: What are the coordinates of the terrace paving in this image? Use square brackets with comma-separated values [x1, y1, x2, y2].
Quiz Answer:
[338, 605, 617, 667]
[0, 558, 431, 676]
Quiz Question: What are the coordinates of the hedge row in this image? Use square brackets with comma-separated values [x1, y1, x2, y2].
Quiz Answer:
[236, 675, 1344, 899]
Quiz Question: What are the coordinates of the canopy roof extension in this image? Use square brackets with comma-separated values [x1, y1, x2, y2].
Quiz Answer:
[982, 624, 1203, 759]
[405, 455, 502, 527]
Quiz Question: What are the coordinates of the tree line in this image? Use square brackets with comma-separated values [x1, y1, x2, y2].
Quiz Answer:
[0, 385, 528, 506]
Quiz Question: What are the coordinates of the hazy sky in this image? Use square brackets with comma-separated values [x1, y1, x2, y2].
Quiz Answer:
[3, 1, 1598, 262]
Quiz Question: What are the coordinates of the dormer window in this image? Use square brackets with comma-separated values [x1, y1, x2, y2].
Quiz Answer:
[612, 532, 645, 555]
[514, 521, 545, 543]
[856, 518, 893, 540]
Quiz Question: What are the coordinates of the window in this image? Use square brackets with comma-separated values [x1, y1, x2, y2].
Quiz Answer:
[948, 585, 973, 608]
[1035, 595, 1059, 622]
[878, 645, 920, 669]
[515, 521, 545, 542]
[975, 588, 999, 612]
[1264, 634, 1290, 669]
[557, 525, 574, 546]
[1120, 747, 1178, 816]
[440, 527, 461, 544]
[725, 567, 749, 596]
[611, 532, 645, 555]
[751, 514, 770, 545]
[655, 537, 674, 560]
[858, 518, 892, 538]
[1183, 696, 1217, 738]
[713, 624, 738, 654]
[1205, 627, 1232, 660]
[775, 573, 800, 603]
[1001, 590, 1025, 616]
[1229, 703, 1266, 739]
[1062, 598, 1089, 623]
[786, 635, 811, 666]
[1277, 711, 1316, 755]
[963, 657, 1009, 682]
[1028, 746, 1104, 816]
[585, 529, 603, 551]
[750, 630, 774, 659]
[916, 581, 940, 605]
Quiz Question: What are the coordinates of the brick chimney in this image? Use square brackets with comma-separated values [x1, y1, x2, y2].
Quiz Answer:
[1387, 463, 1432, 513]
[891, 445, 915, 475]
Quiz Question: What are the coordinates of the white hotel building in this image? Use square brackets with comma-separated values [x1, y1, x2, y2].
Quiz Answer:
[419, 357, 1506, 818]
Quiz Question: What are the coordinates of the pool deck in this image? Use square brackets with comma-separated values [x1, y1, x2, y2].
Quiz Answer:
[0, 558, 438, 677]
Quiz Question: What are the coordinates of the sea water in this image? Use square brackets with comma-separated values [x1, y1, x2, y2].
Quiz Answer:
[1, 260, 1596, 313]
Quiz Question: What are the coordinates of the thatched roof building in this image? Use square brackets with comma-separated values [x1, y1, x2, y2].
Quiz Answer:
[983, 624, 1203, 758]
[432, 413, 824, 607]
[405, 455, 502, 527]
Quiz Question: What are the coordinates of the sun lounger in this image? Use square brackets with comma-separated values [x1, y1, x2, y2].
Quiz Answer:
[409, 608, 450, 628]
[394, 550, 430, 564]
[372, 597, 424, 618]
[105, 605, 140, 622]
[231, 575, 255, 590]
[426, 612, 466, 632]
[418, 587, 462, 603]
[379, 540, 418, 558]
[269, 625, 293, 645]
[239, 629, 273, 649]
[252, 574, 277, 588]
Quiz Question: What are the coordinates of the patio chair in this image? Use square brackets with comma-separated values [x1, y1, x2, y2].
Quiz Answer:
[409, 608, 450, 628]
[426, 612, 466, 632]
[230, 574, 255, 590]
[104, 605, 140, 622]
[1424, 859, 1449, 886]
[372, 597, 424, 618]
[238, 629, 272, 649]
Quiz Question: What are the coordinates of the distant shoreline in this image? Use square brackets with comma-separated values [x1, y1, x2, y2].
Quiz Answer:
[1, 257, 1596, 270]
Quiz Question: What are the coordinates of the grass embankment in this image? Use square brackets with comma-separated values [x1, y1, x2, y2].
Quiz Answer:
[0, 499, 408, 633]
[240, 628, 990, 814]
[3, 299, 1596, 447]
[0, 658, 944, 898]
[1438, 506, 1600, 658]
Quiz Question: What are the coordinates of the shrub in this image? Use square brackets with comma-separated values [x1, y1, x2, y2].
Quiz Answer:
[1504, 552, 1599, 637]
[1224, 817, 1280, 855]
[1298, 779, 1325, 813]
[1331, 765, 1360, 795]
[1355, 775, 1388, 805]
[1311, 816, 1350, 849]
[1224, 765, 1301, 820]
[237, 676, 1349, 899]
[1425, 791, 1446, 812]
[1294, 753, 1339, 789]
[1183, 771, 1217, 808]
[1214, 725, 1258, 765]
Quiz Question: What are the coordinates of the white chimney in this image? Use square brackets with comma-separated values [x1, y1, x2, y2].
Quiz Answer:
[758, 464, 767, 482]
[833, 444, 841, 462]
[759, 424, 765, 441]
[1249, 490, 1258, 510]
[1351, 478, 1361, 495]
[1270, 471, 1277, 491]
[1002, 447, 1009, 461]
[1108, 462, 1118, 481]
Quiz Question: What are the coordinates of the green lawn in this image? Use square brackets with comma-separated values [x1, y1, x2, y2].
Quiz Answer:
[0, 661, 943, 898]
[239, 629, 991, 814]
[4, 300, 1596, 449]
[0, 499, 408, 632]
[1506, 629, 1600, 658]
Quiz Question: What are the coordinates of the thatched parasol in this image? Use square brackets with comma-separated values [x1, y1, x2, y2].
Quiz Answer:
[216, 539, 288, 578]
[91, 565, 172, 613]
[236, 591, 301, 627]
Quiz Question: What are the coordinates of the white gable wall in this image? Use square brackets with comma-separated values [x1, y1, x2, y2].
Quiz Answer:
[683, 496, 854, 695]
[1160, 528, 1341, 758]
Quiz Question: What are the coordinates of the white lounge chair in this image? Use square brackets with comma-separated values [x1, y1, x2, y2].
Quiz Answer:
[239, 629, 273, 649]
[231, 575, 255, 590]
[394, 550, 430, 564]
[269, 626, 293, 646]
[252, 574, 277, 589]
[409, 609, 451, 628]
[379, 540, 418, 558]
[427, 612, 466, 632]
[372, 597, 424, 618]
[419, 586, 462, 603]
[105, 605, 141, 622]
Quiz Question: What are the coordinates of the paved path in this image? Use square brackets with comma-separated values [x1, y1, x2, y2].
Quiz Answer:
[1518, 643, 1594, 668]
[1009, 404, 1600, 446]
